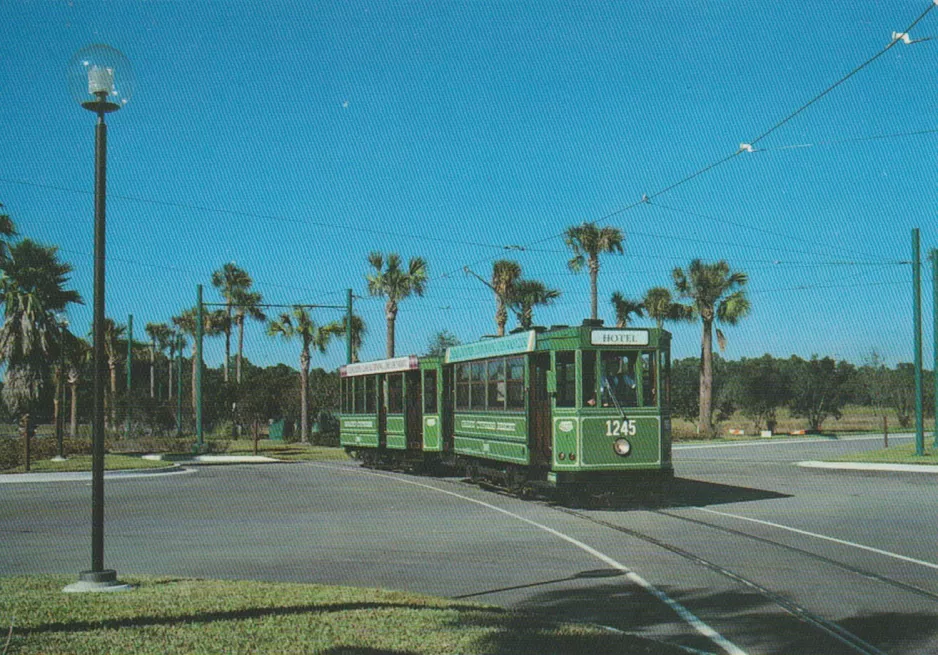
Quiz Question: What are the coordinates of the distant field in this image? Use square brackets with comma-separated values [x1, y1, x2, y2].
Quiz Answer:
[673, 405, 933, 440]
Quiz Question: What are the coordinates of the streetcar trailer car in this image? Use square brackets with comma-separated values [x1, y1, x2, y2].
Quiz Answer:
[339, 321, 672, 489]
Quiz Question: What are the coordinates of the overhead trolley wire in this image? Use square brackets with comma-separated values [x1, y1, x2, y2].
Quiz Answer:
[443, 1, 937, 280]
[0, 177, 514, 252]
[746, 1, 936, 148]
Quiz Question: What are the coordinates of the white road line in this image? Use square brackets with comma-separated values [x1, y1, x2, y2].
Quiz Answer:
[675, 434, 911, 450]
[310, 463, 747, 655]
[696, 508, 938, 571]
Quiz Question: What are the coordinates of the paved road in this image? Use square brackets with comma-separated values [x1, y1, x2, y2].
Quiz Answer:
[2, 434, 936, 654]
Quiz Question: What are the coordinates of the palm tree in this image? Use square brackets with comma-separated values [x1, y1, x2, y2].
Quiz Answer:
[98, 318, 125, 432]
[0, 240, 81, 470]
[145, 322, 172, 398]
[0, 203, 17, 263]
[327, 313, 366, 363]
[509, 279, 560, 330]
[672, 259, 750, 434]
[211, 263, 253, 383]
[67, 337, 91, 438]
[167, 332, 188, 401]
[268, 308, 334, 443]
[610, 292, 644, 328]
[564, 222, 624, 321]
[366, 252, 428, 358]
[231, 288, 265, 384]
[173, 307, 226, 421]
[491, 260, 522, 337]
[642, 286, 693, 330]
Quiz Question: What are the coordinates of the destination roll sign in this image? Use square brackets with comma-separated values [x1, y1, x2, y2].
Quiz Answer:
[590, 329, 649, 346]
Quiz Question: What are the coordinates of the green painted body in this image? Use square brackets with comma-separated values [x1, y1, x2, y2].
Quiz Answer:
[339, 325, 673, 483]
[340, 415, 379, 448]
[453, 413, 528, 464]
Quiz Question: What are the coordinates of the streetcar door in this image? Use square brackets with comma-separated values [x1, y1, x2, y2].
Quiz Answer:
[530, 353, 552, 466]
[378, 374, 387, 448]
[406, 370, 423, 450]
[442, 367, 454, 451]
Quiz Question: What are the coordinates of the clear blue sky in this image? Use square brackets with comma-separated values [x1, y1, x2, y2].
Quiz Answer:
[1, 0, 936, 370]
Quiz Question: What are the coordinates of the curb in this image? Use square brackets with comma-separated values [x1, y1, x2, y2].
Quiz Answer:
[0, 463, 192, 484]
[798, 460, 938, 474]
[142, 454, 280, 465]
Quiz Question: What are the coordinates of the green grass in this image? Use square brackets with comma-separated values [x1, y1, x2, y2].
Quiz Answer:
[3, 455, 174, 474]
[223, 440, 351, 462]
[834, 442, 938, 465]
[0, 576, 683, 654]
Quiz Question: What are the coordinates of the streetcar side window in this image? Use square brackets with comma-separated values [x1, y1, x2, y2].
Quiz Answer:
[424, 369, 438, 414]
[641, 351, 657, 407]
[469, 361, 486, 410]
[455, 363, 470, 410]
[555, 351, 576, 408]
[365, 376, 376, 413]
[388, 373, 403, 413]
[506, 356, 525, 410]
[355, 376, 366, 414]
[581, 351, 597, 408]
[660, 350, 671, 407]
[487, 359, 506, 410]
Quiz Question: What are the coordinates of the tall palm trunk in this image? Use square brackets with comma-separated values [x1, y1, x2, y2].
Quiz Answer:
[237, 316, 245, 384]
[149, 339, 156, 398]
[108, 361, 118, 433]
[589, 256, 599, 320]
[168, 343, 174, 400]
[699, 317, 714, 434]
[53, 378, 62, 440]
[69, 380, 78, 438]
[223, 303, 232, 382]
[299, 348, 310, 443]
[385, 301, 397, 359]
[495, 302, 508, 337]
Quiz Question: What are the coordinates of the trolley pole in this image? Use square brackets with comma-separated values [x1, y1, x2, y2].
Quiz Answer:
[346, 288, 353, 365]
[196, 285, 204, 449]
[125, 314, 132, 439]
[912, 229, 924, 456]
[176, 332, 183, 437]
[932, 248, 938, 448]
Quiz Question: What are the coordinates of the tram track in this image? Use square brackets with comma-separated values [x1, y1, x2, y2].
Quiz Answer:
[550, 504, 890, 655]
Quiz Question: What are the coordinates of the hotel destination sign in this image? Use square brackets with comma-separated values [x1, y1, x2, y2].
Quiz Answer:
[590, 329, 649, 346]
[340, 355, 418, 377]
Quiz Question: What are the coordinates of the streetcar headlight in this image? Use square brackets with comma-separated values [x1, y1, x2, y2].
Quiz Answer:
[613, 438, 631, 457]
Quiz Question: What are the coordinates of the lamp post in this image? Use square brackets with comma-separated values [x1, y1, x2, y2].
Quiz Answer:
[64, 44, 134, 593]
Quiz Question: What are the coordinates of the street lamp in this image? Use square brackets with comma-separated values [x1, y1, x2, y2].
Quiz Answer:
[63, 44, 134, 593]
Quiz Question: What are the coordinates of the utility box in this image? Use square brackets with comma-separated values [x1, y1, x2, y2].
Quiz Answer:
[269, 419, 286, 441]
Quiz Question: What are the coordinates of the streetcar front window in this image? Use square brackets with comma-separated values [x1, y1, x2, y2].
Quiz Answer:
[600, 351, 638, 408]
[555, 351, 576, 408]
[641, 351, 657, 407]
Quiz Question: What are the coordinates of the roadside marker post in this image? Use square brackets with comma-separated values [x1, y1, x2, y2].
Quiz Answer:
[912, 229, 924, 456]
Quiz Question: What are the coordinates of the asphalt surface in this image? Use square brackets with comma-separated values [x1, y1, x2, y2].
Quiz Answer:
[2, 434, 936, 654]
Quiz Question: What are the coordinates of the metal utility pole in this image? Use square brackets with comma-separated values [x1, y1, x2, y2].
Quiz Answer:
[125, 314, 133, 439]
[196, 284, 204, 449]
[347, 288, 353, 365]
[932, 248, 938, 449]
[912, 229, 924, 456]
[176, 332, 183, 437]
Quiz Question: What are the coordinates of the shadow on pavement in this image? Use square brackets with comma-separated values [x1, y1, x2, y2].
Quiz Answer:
[557, 476, 790, 511]
[508, 580, 938, 655]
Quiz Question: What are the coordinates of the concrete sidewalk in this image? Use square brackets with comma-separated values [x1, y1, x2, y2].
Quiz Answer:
[798, 460, 938, 473]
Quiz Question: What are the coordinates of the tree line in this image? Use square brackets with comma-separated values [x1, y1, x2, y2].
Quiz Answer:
[671, 352, 934, 433]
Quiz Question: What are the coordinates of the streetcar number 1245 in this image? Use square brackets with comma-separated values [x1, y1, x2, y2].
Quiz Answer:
[605, 419, 637, 437]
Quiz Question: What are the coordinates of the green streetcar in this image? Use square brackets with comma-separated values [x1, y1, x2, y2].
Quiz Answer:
[340, 321, 672, 491]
